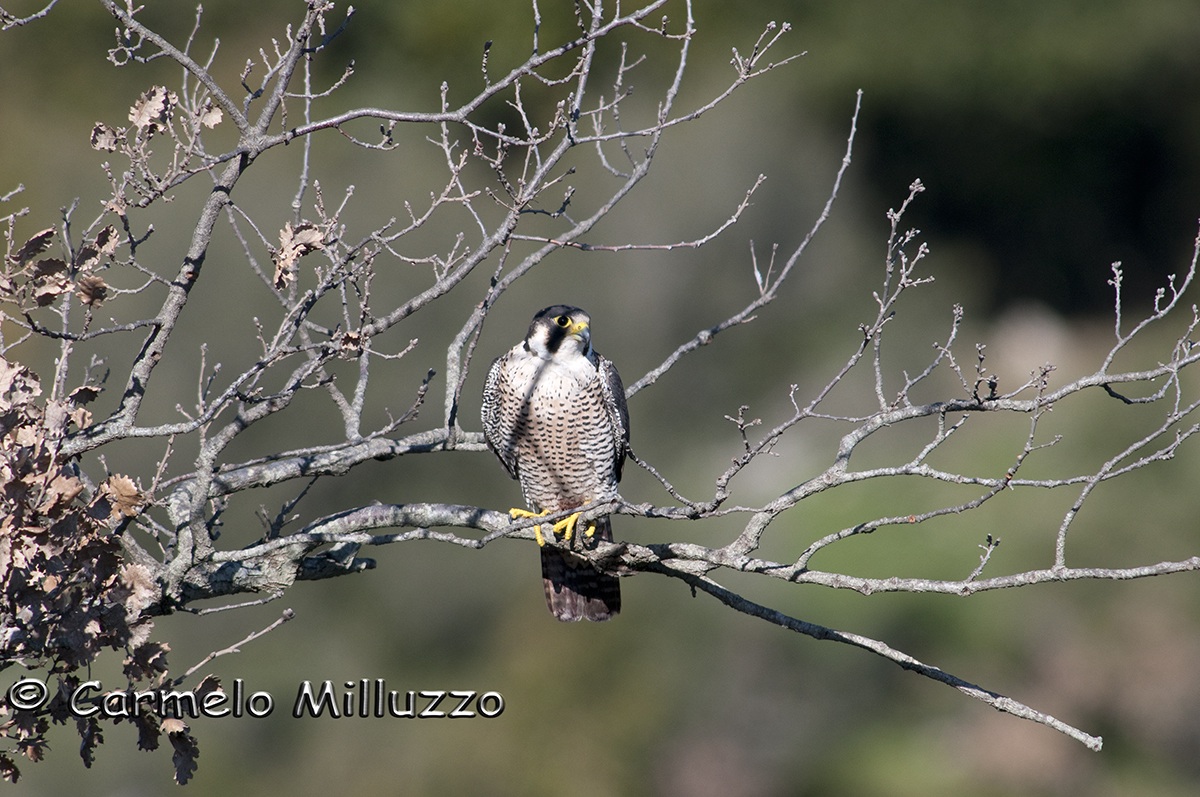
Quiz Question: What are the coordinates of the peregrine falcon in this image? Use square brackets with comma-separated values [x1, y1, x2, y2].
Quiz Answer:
[482, 305, 629, 622]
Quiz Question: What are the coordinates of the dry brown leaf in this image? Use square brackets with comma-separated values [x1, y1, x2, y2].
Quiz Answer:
[194, 674, 222, 701]
[90, 122, 120, 152]
[160, 718, 188, 735]
[197, 99, 222, 129]
[124, 618, 154, 651]
[1, 752, 21, 783]
[22, 741, 45, 764]
[35, 471, 84, 515]
[0, 536, 11, 584]
[77, 717, 101, 768]
[29, 259, 70, 306]
[93, 225, 119, 257]
[119, 563, 159, 616]
[101, 474, 145, 518]
[338, 329, 363, 358]
[14, 424, 40, 447]
[9, 228, 54, 267]
[272, 261, 294, 291]
[123, 639, 170, 681]
[69, 406, 92, 429]
[75, 274, 108, 307]
[128, 86, 177, 134]
[29, 258, 67, 279]
[73, 244, 100, 271]
[132, 709, 162, 753]
[0, 358, 42, 410]
[68, 384, 101, 405]
[169, 727, 199, 785]
[272, 221, 325, 290]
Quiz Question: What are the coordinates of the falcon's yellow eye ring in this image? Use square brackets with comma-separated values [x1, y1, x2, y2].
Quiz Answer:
[555, 315, 570, 328]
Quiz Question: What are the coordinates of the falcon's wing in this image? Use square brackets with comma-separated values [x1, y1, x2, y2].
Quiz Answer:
[481, 352, 520, 480]
[597, 354, 630, 481]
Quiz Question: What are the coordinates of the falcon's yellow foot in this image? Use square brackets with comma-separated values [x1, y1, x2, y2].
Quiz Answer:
[552, 511, 596, 543]
[509, 508, 550, 547]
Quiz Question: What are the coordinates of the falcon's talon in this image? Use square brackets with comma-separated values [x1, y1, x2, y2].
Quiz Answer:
[509, 507, 550, 547]
[552, 511, 583, 542]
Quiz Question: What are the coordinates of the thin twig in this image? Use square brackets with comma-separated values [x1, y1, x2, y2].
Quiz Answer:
[173, 608, 295, 684]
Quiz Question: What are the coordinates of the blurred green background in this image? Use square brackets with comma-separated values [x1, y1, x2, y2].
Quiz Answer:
[4, 1, 1200, 794]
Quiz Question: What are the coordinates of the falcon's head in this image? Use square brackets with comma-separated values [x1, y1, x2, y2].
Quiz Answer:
[524, 305, 592, 360]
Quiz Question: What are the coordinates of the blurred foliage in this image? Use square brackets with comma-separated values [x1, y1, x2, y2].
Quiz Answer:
[3, 1, 1200, 795]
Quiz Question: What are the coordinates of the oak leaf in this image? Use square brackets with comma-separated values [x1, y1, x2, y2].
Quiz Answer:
[272, 221, 325, 290]
[197, 99, 222, 129]
[93, 226, 119, 257]
[68, 384, 101, 405]
[9, 228, 54, 267]
[168, 726, 199, 785]
[100, 474, 145, 518]
[29, 259, 70, 306]
[89, 122, 120, 152]
[75, 274, 108, 307]
[128, 86, 177, 134]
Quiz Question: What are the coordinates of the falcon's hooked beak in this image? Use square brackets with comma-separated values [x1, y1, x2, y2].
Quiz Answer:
[565, 319, 589, 339]
[566, 319, 591, 357]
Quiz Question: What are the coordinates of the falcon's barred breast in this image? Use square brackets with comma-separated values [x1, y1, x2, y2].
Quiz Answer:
[482, 305, 629, 622]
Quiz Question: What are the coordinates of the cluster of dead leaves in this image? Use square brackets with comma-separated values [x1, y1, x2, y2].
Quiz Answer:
[1, 225, 117, 311]
[90, 85, 221, 154]
[0, 356, 186, 783]
[271, 220, 328, 290]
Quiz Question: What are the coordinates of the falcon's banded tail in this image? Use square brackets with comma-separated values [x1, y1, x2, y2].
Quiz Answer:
[540, 515, 620, 622]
